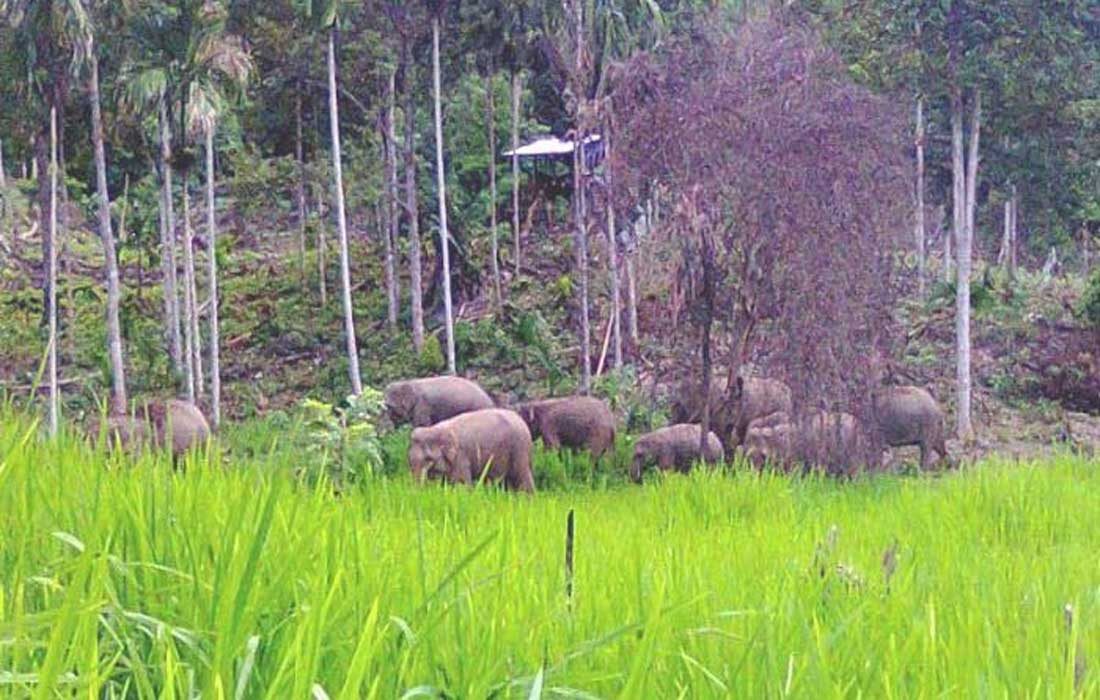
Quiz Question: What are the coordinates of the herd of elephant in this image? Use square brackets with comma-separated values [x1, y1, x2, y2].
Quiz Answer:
[388, 374, 951, 492]
[99, 373, 950, 491]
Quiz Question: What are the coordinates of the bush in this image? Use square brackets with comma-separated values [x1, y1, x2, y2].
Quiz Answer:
[300, 389, 387, 486]
[1077, 270, 1100, 329]
[418, 335, 446, 374]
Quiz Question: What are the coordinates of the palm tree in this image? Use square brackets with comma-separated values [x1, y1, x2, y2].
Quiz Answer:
[121, 0, 250, 404]
[296, 0, 363, 393]
[87, 28, 128, 414]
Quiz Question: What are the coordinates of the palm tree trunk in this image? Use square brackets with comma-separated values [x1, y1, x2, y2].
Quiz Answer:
[48, 105, 59, 436]
[952, 86, 976, 441]
[486, 72, 502, 309]
[511, 70, 522, 277]
[403, 39, 424, 351]
[383, 66, 400, 327]
[606, 127, 622, 370]
[432, 16, 457, 374]
[625, 248, 638, 347]
[181, 173, 202, 401]
[89, 50, 127, 415]
[159, 100, 183, 376]
[296, 81, 308, 286]
[573, 140, 592, 393]
[328, 26, 363, 395]
[205, 125, 221, 426]
[915, 95, 926, 297]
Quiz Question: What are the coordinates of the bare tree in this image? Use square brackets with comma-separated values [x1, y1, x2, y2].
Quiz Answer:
[953, 86, 980, 441]
[203, 123, 221, 425]
[296, 81, 308, 285]
[326, 24, 363, 394]
[511, 70, 522, 276]
[48, 105, 59, 436]
[615, 14, 907, 436]
[605, 120, 622, 369]
[383, 66, 400, 327]
[402, 36, 425, 352]
[159, 100, 183, 377]
[430, 9, 457, 374]
[486, 72, 503, 309]
[914, 94, 926, 296]
[88, 45, 127, 415]
[180, 169, 203, 401]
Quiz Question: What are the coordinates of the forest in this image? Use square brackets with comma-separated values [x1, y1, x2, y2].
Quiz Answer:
[1, 0, 1099, 696]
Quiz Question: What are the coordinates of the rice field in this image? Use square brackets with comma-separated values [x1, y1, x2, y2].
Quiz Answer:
[1, 408, 1098, 698]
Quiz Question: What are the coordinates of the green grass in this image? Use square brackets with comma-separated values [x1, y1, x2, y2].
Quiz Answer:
[1, 407, 1098, 698]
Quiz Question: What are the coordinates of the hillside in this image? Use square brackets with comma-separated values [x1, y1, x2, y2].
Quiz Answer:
[2, 169, 1099, 466]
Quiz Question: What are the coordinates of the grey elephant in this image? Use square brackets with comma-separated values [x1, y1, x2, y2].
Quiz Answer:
[408, 408, 535, 492]
[671, 375, 792, 449]
[873, 385, 949, 470]
[515, 396, 616, 459]
[384, 376, 494, 427]
[100, 400, 211, 457]
[630, 423, 725, 483]
[743, 410, 877, 477]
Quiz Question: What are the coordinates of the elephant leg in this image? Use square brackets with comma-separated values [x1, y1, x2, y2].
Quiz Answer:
[508, 450, 535, 492]
[451, 459, 474, 485]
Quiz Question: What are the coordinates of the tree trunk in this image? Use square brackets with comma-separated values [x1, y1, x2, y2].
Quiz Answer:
[0, 137, 5, 189]
[432, 16, 457, 374]
[511, 69, 522, 277]
[318, 193, 327, 306]
[48, 105, 59, 436]
[296, 81, 308, 285]
[573, 140, 592, 393]
[915, 95, 926, 297]
[383, 66, 400, 327]
[486, 72, 502, 310]
[625, 248, 639, 347]
[181, 172, 203, 401]
[1010, 187, 1018, 273]
[327, 27, 363, 395]
[698, 226, 715, 457]
[606, 127, 622, 369]
[159, 100, 183, 376]
[205, 125, 221, 427]
[89, 49, 127, 415]
[404, 39, 425, 352]
[952, 86, 976, 442]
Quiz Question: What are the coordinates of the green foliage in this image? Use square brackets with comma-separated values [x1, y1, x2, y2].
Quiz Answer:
[2, 407, 1099, 696]
[299, 388, 386, 485]
[1076, 270, 1100, 329]
[418, 334, 446, 374]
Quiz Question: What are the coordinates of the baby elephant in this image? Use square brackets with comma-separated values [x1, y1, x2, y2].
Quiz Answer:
[101, 400, 211, 457]
[384, 375, 494, 427]
[408, 408, 535, 492]
[671, 375, 792, 449]
[516, 396, 616, 459]
[873, 386, 949, 470]
[630, 424, 725, 483]
[743, 411, 876, 477]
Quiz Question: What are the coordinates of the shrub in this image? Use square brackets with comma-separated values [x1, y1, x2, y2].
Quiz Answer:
[418, 335, 446, 374]
[300, 389, 387, 486]
[1076, 270, 1100, 329]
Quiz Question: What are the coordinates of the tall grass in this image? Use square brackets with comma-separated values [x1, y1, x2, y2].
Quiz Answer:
[1, 407, 1097, 697]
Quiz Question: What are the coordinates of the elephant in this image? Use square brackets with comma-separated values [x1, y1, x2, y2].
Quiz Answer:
[670, 375, 792, 449]
[515, 396, 616, 459]
[407, 408, 535, 492]
[99, 400, 211, 457]
[630, 423, 725, 483]
[742, 410, 878, 477]
[872, 385, 950, 470]
[384, 376, 494, 428]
